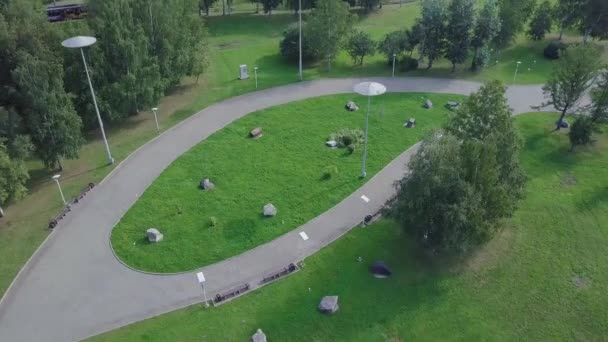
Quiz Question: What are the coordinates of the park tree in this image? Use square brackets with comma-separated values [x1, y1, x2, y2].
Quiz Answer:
[279, 22, 319, 63]
[590, 71, 608, 123]
[0, 141, 29, 217]
[359, 0, 381, 12]
[554, 0, 584, 40]
[199, 0, 218, 15]
[260, 0, 282, 14]
[346, 30, 375, 65]
[377, 30, 410, 64]
[494, 0, 535, 49]
[527, 1, 553, 40]
[307, 0, 353, 71]
[285, 0, 316, 14]
[393, 133, 511, 254]
[540, 44, 601, 130]
[471, 0, 501, 71]
[419, 0, 448, 69]
[445, 0, 475, 72]
[445, 80, 525, 209]
[569, 116, 594, 150]
[579, 0, 608, 42]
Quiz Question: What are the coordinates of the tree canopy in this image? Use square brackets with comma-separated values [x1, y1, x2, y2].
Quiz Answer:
[306, 0, 353, 71]
[419, 0, 447, 69]
[445, 0, 475, 72]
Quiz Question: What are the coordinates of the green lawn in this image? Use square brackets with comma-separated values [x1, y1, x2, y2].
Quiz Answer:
[92, 112, 608, 341]
[112, 93, 461, 272]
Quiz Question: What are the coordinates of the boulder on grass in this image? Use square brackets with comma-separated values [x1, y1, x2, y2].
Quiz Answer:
[146, 228, 164, 243]
[251, 329, 267, 342]
[345, 101, 359, 112]
[404, 118, 416, 128]
[369, 261, 392, 278]
[423, 99, 433, 109]
[326, 140, 338, 148]
[557, 119, 569, 128]
[200, 178, 215, 190]
[318, 295, 339, 314]
[263, 203, 277, 217]
[250, 127, 263, 138]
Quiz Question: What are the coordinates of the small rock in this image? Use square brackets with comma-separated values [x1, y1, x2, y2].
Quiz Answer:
[446, 101, 460, 109]
[404, 118, 416, 128]
[423, 99, 433, 109]
[146, 228, 164, 243]
[263, 203, 277, 217]
[345, 101, 359, 112]
[318, 295, 339, 314]
[370, 261, 392, 278]
[251, 329, 267, 342]
[200, 178, 215, 190]
[557, 119, 569, 128]
[326, 140, 338, 148]
[250, 127, 263, 138]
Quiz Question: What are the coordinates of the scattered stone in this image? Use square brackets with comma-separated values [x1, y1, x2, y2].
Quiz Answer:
[357, 256, 363, 262]
[345, 101, 359, 111]
[251, 329, 266, 342]
[561, 172, 577, 187]
[263, 203, 277, 217]
[146, 228, 164, 243]
[250, 127, 263, 138]
[326, 140, 338, 148]
[200, 178, 215, 190]
[572, 276, 590, 289]
[370, 261, 392, 278]
[404, 118, 416, 128]
[318, 295, 339, 314]
[446, 101, 460, 109]
[423, 99, 433, 109]
[557, 119, 569, 128]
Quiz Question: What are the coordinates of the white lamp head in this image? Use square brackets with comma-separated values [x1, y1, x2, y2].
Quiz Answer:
[354, 82, 387, 97]
[52, 174, 61, 180]
[62, 36, 97, 49]
[152, 107, 158, 112]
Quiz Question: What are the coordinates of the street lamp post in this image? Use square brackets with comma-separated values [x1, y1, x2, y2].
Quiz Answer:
[62, 36, 114, 165]
[298, 0, 303, 81]
[196, 271, 209, 307]
[513, 61, 522, 84]
[52, 174, 67, 206]
[392, 53, 396, 77]
[254, 67, 259, 89]
[354, 82, 387, 178]
[151, 107, 160, 133]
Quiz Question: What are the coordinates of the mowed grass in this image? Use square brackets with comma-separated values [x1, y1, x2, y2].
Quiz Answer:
[111, 93, 461, 272]
[92, 113, 608, 341]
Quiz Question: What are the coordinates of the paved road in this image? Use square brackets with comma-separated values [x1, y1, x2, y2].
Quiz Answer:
[0, 78, 555, 341]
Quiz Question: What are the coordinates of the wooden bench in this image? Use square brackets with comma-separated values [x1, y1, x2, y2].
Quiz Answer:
[261, 263, 297, 284]
[213, 283, 250, 304]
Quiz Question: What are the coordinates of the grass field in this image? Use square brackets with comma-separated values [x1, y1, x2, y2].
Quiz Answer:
[92, 112, 608, 341]
[112, 93, 462, 272]
[2, 1, 607, 296]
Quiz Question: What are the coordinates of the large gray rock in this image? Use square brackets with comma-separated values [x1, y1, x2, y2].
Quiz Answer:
[146, 228, 164, 243]
[250, 127, 263, 138]
[326, 140, 338, 148]
[557, 118, 569, 128]
[200, 178, 215, 190]
[345, 101, 359, 111]
[263, 203, 277, 217]
[251, 329, 267, 342]
[318, 295, 339, 314]
[423, 99, 433, 109]
[404, 118, 416, 128]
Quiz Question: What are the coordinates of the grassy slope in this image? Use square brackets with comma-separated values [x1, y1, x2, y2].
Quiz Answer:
[93, 113, 608, 341]
[112, 93, 461, 272]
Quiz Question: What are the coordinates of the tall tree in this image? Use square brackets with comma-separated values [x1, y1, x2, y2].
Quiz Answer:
[260, 0, 282, 14]
[0, 141, 29, 217]
[470, 0, 501, 71]
[307, 0, 353, 71]
[579, 0, 608, 42]
[285, 0, 316, 14]
[590, 71, 608, 123]
[493, 0, 535, 50]
[554, 0, 584, 40]
[346, 30, 375, 65]
[377, 30, 410, 64]
[419, 0, 448, 69]
[527, 1, 553, 40]
[199, 0, 218, 15]
[540, 45, 601, 130]
[445, 0, 475, 72]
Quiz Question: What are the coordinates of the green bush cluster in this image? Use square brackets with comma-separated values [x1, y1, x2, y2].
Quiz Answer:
[329, 128, 365, 150]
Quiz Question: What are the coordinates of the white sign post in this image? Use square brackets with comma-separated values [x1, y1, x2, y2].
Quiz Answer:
[196, 271, 209, 307]
[239, 64, 249, 80]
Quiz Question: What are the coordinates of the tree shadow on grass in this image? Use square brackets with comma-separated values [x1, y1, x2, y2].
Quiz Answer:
[576, 186, 608, 210]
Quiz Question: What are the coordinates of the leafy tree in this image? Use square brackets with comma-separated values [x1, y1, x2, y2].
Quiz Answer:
[346, 30, 376, 65]
[445, 80, 525, 209]
[554, 0, 584, 40]
[579, 0, 608, 42]
[377, 30, 409, 64]
[471, 0, 501, 71]
[279, 22, 319, 63]
[260, 0, 282, 14]
[445, 0, 474, 72]
[285, 0, 316, 14]
[527, 1, 553, 40]
[540, 45, 601, 130]
[0, 141, 29, 217]
[199, 0, 218, 15]
[394, 133, 510, 254]
[307, 0, 353, 71]
[494, 0, 535, 49]
[359, 0, 381, 12]
[590, 71, 608, 123]
[569, 116, 594, 150]
[419, 0, 448, 69]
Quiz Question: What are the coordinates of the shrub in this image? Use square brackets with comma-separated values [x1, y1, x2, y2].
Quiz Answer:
[377, 30, 409, 64]
[279, 23, 319, 64]
[322, 165, 339, 180]
[346, 30, 376, 65]
[329, 128, 364, 149]
[569, 116, 594, 151]
[544, 41, 567, 60]
[208, 216, 218, 227]
[400, 57, 419, 71]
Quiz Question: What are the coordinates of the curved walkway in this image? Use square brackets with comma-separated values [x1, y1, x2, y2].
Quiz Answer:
[0, 78, 555, 341]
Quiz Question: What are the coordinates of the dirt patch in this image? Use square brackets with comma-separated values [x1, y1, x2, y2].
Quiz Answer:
[561, 172, 577, 187]
[465, 224, 518, 274]
[215, 41, 241, 50]
[572, 276, 590, 289]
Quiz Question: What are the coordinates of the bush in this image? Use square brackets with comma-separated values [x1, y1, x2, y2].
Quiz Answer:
[569, 116, 594, 151]
[322, 165, 339, 180]
[279, 23, 319, 64]
[346, 30, 376, 65]
[329, 128, 364, 149]
[544, 41, 567, 60]
[400, 57, 419, 71]
[377, 30, 409, 65]
[208, 216, 218, 227]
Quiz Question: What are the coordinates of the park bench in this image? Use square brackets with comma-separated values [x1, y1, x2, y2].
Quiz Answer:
[47, 182, 96, 229]
[213, 283, 250, 304]
[261, 263, 298, 284]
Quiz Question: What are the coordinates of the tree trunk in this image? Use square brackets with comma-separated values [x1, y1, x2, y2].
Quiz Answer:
[0, 205, 4, 218]
[556, 108, 568, 130]
[583, 28, 592, 44]
[255, 2, 259, 13]
[559, 26, 564, 40]
[570, 143, 575, 152]
[427, 59, 433, 70]
[451, 62, 456, 73]
[57, 158, 64, 172]
[222, 0, 225, 15]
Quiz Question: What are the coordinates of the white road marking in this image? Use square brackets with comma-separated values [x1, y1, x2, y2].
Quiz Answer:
[361, 195, 370, 203]
[299, 231, 309, 241]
